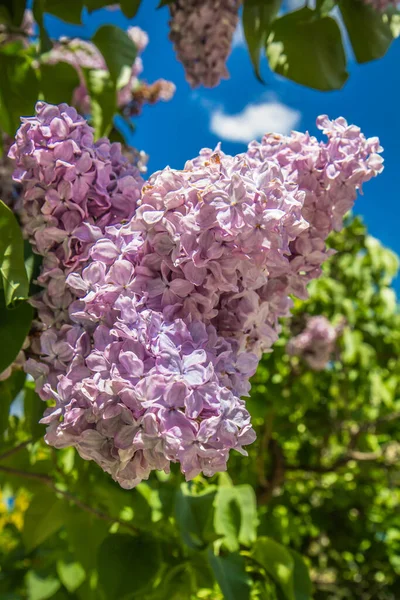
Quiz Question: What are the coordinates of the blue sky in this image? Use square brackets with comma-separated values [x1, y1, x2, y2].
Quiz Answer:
[47, 1, 400, 283]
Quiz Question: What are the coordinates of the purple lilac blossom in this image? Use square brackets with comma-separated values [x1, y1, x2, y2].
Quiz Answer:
[10, 103, 383, 488]
[286, 316, 340, 371]
[168, 0, 241, 88]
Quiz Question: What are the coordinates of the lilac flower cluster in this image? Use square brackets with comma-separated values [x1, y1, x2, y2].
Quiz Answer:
[168, 0, 241, 88]
[10, 103, 383, 487]
[287, 316, 341, 371]
[45, 27, 175, 116]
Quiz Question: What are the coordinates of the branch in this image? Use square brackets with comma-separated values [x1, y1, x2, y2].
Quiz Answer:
[285, 449, 392, 474]
[257, 438, 285, 506]
[0, 439, 34, 462]
[0, 464, 139, 534]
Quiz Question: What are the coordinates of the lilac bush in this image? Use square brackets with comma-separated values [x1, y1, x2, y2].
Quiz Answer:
[10, 102, 383, 487]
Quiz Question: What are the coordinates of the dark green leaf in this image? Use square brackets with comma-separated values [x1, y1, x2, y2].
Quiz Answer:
[85, 0, 115, 11]
[92, 24, 137, 84]
[0, 51, 39, 134]
[32, 0, 52, 53]
[214, 485, 258, 551]
[242, 0, 281, 82]
[208, 550, 251, 600]
[83, 68, 117, 138]
[97, 534, 160, 599]
[251, 537, 295, 600]
[0, 200, 29, 306]
[339, 0, 393, 63]
[43, 0, 83, 24]
[24, 384, 46, 440]
[65, 509, 108, 572]
[120, 0, 141, 19]
[0, 370, 25, 437]
[24, 240, 43, 296]
[0, 297, 33, 374]
[175, 484, 217, 549]
[0, 0, 26, 26]
[40, 61, 81, 105]
[23, 489, 66, 552]
[289, 550, 313, 600]
[266, 8, 348, 90]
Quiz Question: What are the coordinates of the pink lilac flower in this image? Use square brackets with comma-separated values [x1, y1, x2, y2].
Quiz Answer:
[286, 316, 342, 371]
[168, 0, 241, 88]
[44, 27, 175, 116]
[10, 102, 383, 488]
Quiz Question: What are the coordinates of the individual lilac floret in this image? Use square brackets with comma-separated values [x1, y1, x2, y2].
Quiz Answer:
[168, 0, 241, 88]
[10, 102, 383, 488]
[287, 316, 341, 371]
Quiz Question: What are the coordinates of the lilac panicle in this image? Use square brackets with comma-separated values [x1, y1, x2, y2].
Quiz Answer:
[168, 0, 241, 88]
[10, 103, 383, 488]
[287, 316, 342, 371]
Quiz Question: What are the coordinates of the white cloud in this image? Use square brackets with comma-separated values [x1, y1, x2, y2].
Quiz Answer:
[210, 101, 301, 143]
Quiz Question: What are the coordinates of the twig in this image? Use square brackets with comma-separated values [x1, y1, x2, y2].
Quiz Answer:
[0, 464, 139, 534]
[0, 439, 34, 462]
[285, 449, 392, 474]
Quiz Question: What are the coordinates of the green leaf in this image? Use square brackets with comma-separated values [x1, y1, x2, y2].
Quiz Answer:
[289, 550, 313, 600]
[92, 24, 137, 84]
[339, 0, 393, 63]
[24, 240, 43, 296]
[43, 0, 83, 23]
[266, 7, 348, 90]
[175, 484, 217, 549]
[40, 61, 80, 105]
[214, 485, 258, 552]
[207, 550, 251, 600]
[316, 0, 336, 14]
[83, 68, 117, 138]
[0, 369, 25, 437]
[0, 200, 29, 306]
[24, 384, 46, 440]
[23, 489, 66, 552]
[97, 534, 160, 599]
[56, 560, 86, 593]
[0, 297, 33, 374]
[120, 0, 141, 18]
[65, 509, 109, 572]
[26, 571, 61, 600]
[0, 51, 39, 135]
[0, 0, 26, 26]
[85, 0, 116, 11]
[251, 537, 295, 600]
[32, 0, 52, 53]
[242, 0, 281, 81]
